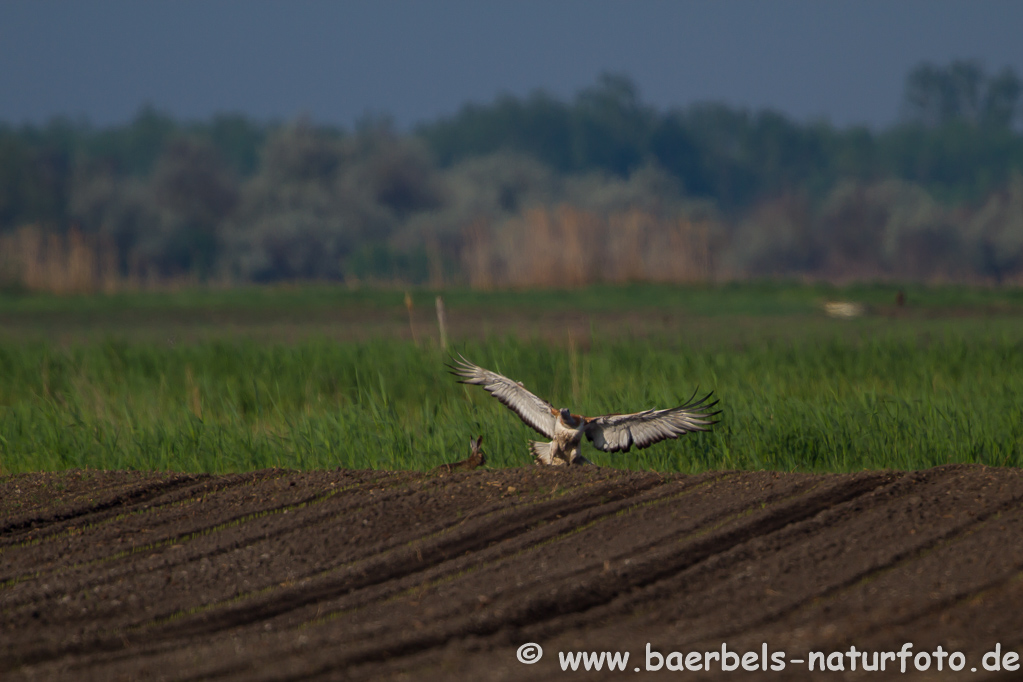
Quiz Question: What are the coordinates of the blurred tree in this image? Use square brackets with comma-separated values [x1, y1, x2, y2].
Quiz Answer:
[151, 137, 238, 226]
[983, 67, 1022, 129]
[204, 114, 268, 177]
[968, 171, 1023, 283]
[4, 64, 1023, 287]
[344, 119, 442, 216]
[225, 121, 349, 281]
[648, 113, 709, 196]
[431, 151, 558, 226]
[728, 193, 816, 275]
[260, 117, 345, 184]
[0, 130, 70, 230]
[676, 103, 759, 208]
[817, 182, 889, 277]
[418, 91, 574, 170]
[745, 111, 828, 198]
[146, 137, 239, 277]
[571, 73, 651, 175]
[68, 163, 151, 274]
[224, 119, 442, 282]
[0, 135, 37, 228]
[84, 106, 178, 176]
[903, 60, 1020, 129]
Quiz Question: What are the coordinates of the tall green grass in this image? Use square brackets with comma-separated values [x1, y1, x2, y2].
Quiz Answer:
[2, 325, 1021, 473]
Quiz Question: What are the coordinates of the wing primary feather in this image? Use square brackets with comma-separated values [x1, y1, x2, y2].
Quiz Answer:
[447, 354, 557, 439]
[583, 389, 721, 453]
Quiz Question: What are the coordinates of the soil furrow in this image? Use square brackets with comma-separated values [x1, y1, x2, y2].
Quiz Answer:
[0, 472, 208, 539]
[261, 472, 893, 680]
[0, 468, 597, 617]
[3, 465, 1022, 682]
[125, 472, 668, 641]
[0, 471, 661, 671]
[0, 469, 397, 594]
[75, 472, 881, 681]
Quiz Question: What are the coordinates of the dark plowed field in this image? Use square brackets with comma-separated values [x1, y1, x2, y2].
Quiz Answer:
[2, 465, 1023, 680]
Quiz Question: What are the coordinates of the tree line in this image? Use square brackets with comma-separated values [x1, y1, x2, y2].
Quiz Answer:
[1, 59, 1022, 289]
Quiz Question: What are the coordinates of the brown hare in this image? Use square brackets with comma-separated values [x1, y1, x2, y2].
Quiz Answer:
[434, 436, 486, 472]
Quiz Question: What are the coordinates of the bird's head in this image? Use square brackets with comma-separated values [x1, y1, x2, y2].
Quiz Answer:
[558, 407, 579, 426]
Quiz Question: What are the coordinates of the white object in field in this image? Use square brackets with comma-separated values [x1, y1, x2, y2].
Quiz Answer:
[823, 301, 866, 318]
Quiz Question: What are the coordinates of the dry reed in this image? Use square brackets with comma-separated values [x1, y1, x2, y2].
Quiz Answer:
[461, 205, 715, 289]
[0, 224, 121, 294]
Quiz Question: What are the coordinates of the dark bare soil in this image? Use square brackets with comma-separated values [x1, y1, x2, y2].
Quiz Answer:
[2, 465, 1023, 681]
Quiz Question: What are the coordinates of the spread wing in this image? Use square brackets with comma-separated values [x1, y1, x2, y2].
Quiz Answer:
[584, 390, 720, 453]
[448, 354, 557, 439]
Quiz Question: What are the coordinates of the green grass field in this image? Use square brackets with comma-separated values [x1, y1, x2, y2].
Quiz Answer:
[4, 280, 1023, 317]
[1, 283, 1022, 474]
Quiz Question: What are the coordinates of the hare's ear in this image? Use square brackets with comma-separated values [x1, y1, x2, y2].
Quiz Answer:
[472, 435, 483, 449]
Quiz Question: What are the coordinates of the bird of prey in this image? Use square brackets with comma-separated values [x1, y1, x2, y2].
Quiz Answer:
[449, 354, 719, 466]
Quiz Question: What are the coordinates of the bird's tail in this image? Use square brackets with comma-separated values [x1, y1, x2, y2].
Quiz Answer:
[530, 441, 555, 466]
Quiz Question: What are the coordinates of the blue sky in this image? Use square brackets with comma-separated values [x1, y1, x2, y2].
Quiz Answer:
[2, 0, 1022, 129]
